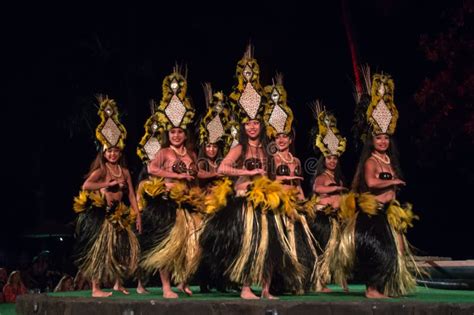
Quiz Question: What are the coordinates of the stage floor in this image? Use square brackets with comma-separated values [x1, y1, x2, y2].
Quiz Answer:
[15, 284, 474, 315]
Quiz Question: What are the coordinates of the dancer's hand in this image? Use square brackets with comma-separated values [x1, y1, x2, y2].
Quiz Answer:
[393, 179, 406, 186]
[135, 213, 142, 234]
[178, 173, 195, 181]
[278, 175, 304, 181]
[247, 169, 265, 176]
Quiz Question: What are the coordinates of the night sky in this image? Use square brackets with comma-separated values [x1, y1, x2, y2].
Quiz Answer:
[3, 1, 473, 264]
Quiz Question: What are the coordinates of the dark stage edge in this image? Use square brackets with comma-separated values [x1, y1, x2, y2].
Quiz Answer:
[16, 285, 474, 315]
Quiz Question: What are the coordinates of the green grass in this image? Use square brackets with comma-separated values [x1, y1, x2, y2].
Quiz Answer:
[48, 284, 474, 304]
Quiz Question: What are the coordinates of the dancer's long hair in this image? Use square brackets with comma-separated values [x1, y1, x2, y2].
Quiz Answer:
[268, 129, 297, 179]
[84, 147, 127, 180]
[197, 142, 224, 171]
[235, 120, 274, 176]
[310, 155, 345, 196]
[351, 135, 403, 193]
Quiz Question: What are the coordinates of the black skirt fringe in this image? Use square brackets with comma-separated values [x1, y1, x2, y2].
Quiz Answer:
[200, 195, 305, 292]
[74, 197, 139, 284]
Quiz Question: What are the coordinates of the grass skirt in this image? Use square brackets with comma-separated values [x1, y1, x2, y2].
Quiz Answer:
[137, 177, 204, 284]
[200, 177, 305, 291]
[73, 191, 139, 284]
[332, 193, 420, 296]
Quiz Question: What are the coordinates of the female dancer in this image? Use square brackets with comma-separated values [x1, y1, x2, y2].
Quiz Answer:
[74, 95, 141, 297]
[197, 83, 232, 188]
[200, 47, 303, 299]
[138, 69, 203, 299]
[340, 72, 419, 298]
[263, 75, 319, 294]
[309, 102, 349, 292]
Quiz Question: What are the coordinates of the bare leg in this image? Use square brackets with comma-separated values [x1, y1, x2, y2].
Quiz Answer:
[342, 279, 349, 293]
[240, 284, 259, 299]
[261, 278, 279, 300]
[177, 282, 193, 296]
[92, 279, 112, 297]
[365, 285, 388, 299]
[113, 279, 129, 295]
[160, 270, 178, 299]
[136, 279, 149, 294]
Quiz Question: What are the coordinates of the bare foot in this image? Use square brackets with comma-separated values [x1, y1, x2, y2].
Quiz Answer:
[177, 283, 193, 296]
[261, 291, 279, 299]
[136, 287, 150, 294]
[92, 289, 113, 297]
[113, 284, 130, 295]
[341, 280, 349, 293]
[365, 287, 388, 299]
[240, 288, 260, 300]
[163, 290, 178, 299]
[318, 286, 333, 293]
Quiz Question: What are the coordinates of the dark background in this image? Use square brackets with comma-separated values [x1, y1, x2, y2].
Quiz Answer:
[2, 1, 472, 270]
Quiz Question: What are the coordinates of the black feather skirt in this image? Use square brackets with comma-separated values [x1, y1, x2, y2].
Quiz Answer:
[200, 194, 305, 292]
[73, 192, 139, 285]
[138, 180, 204, 284]
[353, 205, 398, 292]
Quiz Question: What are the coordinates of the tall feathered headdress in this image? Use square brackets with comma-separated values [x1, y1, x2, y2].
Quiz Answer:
[229, 45, 265, 124]
[352, 66, 399, 145]
[367, 73, 398, 135]
[198, 83, 233, 155]
[136, 100, 162, 163]
[263, 73, 294, 138]
[95, 94, 127, 151]
[155, 66, 195, 132]
[312, 100, 346, 157]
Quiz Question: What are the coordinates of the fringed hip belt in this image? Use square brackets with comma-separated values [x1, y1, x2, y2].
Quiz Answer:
[73, 190, 136, 229]
[137, 177, 206, 214]
[73, 190, 139, 282]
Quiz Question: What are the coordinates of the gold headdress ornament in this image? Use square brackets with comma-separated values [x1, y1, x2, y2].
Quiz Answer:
[263, 73, 294, 138]
[95, 95, 127, 151]
[137, 100, 162, 163]
[229, 44, 265, 124]
[366, 73, 398, 135]
[155, 66, 195, 132]
[198, 83, 233, 154]
[312, 100, 346, 157]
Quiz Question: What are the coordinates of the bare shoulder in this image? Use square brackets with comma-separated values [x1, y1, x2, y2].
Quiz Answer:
[364, 158, 378, 173]
[87, 168, 103, 180]
[229, 144, 243, 154]
[122, 167, 131, 177]
[365, 157, 377, 168]
[294, 157, 301, 165]
[314, 173, 327, 185]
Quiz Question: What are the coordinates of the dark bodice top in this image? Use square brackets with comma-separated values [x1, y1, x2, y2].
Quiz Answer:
[276, 164, 301, 186]
[244, 158, 263, 171]
[172, 160, 198, 177]
[276, 164, 290, 176]
[378, 172, 393, 180]
[106, 182, 128, 194]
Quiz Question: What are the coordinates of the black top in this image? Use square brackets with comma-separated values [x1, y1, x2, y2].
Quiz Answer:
[172, 160, 198, 176]
[379, 172, 393, 180]
[244, 158, 263, 170]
